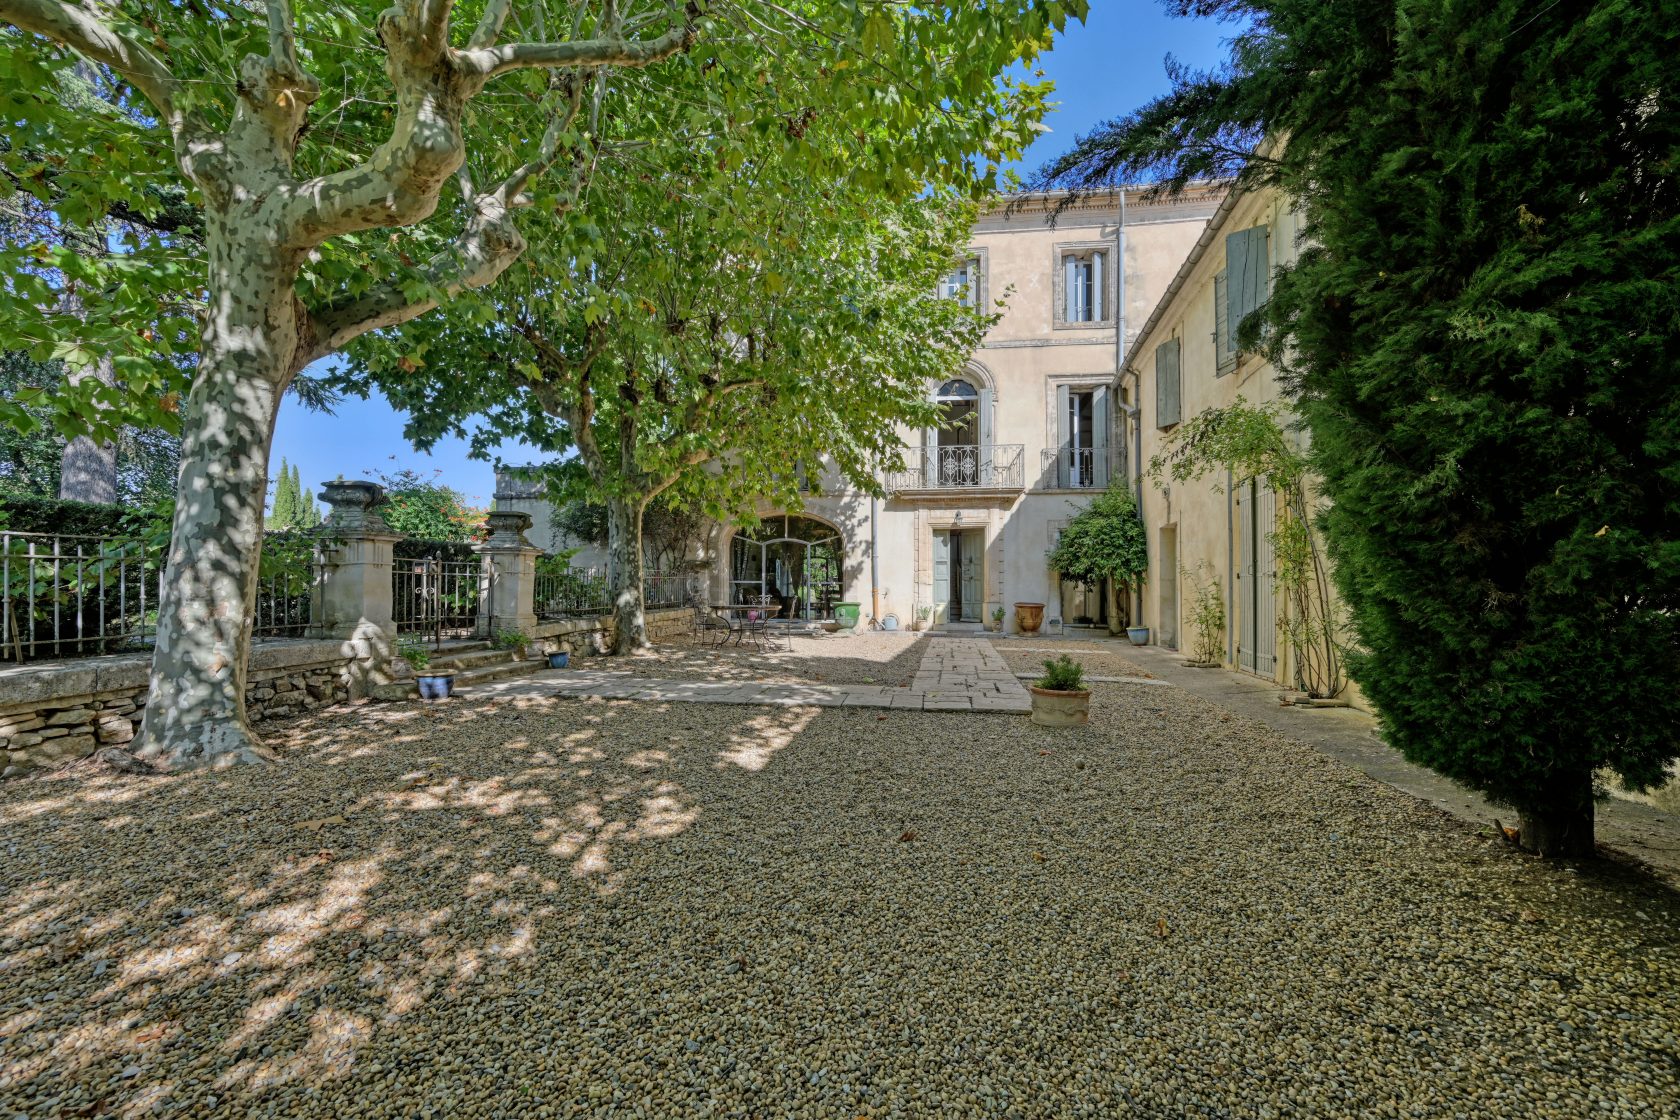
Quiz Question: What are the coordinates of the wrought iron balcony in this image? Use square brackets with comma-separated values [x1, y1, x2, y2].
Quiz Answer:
[887, 444, 1025, 493]
[1039, 448, 1114, 490]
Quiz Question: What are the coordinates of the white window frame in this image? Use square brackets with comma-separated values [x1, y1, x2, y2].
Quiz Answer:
[1052, 241, 1117, 330]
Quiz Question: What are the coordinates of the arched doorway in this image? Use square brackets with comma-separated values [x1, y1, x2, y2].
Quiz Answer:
[729, 514, 844, 620]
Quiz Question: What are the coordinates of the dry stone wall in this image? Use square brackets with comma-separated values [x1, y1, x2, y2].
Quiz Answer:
[0, 640, 362, 777]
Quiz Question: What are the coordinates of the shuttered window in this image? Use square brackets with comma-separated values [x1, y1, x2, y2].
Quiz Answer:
[1224, 225, 1270, 358]
[1155, 338, 1181, 429]
[1060, 251, 1106, 323]
[1213, 269, 1235, 376]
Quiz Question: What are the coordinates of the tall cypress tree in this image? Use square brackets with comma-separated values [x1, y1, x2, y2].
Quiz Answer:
[269, 458, 298, 529]
[1036, 0, 1680, 856]
[295, 466, 320, 529]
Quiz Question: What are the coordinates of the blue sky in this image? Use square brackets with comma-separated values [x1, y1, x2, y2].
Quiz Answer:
[269, 1, 1237, 512]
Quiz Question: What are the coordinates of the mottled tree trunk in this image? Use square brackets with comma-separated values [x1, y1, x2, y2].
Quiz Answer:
[132, 220, 298, 768]
[1518, 769, 1597, 859]
[608, 494, 649, 654]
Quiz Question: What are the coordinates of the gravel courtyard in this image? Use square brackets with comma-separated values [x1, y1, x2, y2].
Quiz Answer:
[3, 676, 1677, 1119]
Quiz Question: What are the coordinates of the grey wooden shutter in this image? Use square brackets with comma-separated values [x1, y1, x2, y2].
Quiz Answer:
[1055, 383, 1071, 486]
[1155, 339, 1181, 428]
[1091, 385, 1110, 487]
[1225, 226, 1271, 356]
[1062, 255, 1076, 322]
[1214, 269, 1235, 376]
[1091, 251, 1104, 322]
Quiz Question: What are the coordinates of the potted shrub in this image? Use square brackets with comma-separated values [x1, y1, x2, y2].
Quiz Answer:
[1014, 602, 1045, 634]
[492, 627, 532, 659]
[989, 605, 1005, 633]
[398, 636, 454, 700]
[1030, 654, 1091, 727]
[1045, 484, 1149, 638]
[912, 605, 931, 632]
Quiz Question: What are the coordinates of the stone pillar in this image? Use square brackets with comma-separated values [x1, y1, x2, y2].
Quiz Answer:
[474, 511, 541, 639]
[310, 480, 404, 696]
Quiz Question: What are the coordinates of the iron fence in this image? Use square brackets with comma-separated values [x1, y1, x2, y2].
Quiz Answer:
[0, 530, 163, 662]
[1039, 447, 1112, 490]
[393, 555, 485, 643]
[252, 565, 315, 639]
[886, 444, 1025, 492]
[535, 567, 691, 619]
[0, 529, 321, 662]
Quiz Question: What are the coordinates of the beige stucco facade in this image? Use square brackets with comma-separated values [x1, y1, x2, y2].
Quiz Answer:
[496, 187, 1223, 633]
[1124, 183, 1365, 707]
[711, 187, 1221, 631]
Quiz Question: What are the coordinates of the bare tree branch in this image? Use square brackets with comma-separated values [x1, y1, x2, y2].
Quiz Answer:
[297, 195, 526, 368]
[265, 0, 302, 76]
[468, 0, 515, 48]
[456, 3, 700, 79]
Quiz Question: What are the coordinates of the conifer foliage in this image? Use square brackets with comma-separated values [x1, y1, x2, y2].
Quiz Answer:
[1036, 0, 1680, 856]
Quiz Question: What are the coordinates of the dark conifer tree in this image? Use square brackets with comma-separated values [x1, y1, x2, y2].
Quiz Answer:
[1036, 0, 1680, 856]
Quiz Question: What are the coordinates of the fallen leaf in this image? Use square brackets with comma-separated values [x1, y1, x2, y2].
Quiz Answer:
[134, 1024, 172, 1044]
[1518, 909, 1543, 924]
[1032, 851, 1046, 863]
[1594, 524, 1609, 537]
[898, 829, 918, 842]
[1155, 918, 1170, 939]
[296, 815, 347, 832]
[1038, 749, 1052, 756]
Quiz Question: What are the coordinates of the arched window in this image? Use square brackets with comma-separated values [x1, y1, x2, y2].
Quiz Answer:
[729, 515, 844, 621]
[935, 378, 980, 449]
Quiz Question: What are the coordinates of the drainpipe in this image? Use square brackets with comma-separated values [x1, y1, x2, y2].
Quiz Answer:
[870, 495, 880, 625]
[1115, 188, 1128, 371]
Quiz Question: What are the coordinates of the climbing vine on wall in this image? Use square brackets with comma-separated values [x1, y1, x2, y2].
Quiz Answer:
[1149, 398, 1345, 698]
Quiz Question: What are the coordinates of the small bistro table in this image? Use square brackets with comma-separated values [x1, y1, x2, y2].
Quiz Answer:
[708, 603, 787, 652]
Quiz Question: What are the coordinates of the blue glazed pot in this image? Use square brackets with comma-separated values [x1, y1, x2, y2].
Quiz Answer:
[547, 652, 569, 669]
[416, 673, 455, 700]
[1126, 626, 1150, 647]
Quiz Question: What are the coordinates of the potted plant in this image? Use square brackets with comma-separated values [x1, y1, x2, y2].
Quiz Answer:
[492, 627, 532, 659]
[989, 605, 1006, 633]
[1045, 484, 1149, 640]
[398, 636, 454, 700]
[1030, 654, 1091, 727]
[912, 605, 932, 632]
[1014, 602, 1045, 634]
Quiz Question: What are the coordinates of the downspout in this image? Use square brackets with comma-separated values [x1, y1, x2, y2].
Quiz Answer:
[870, 495, 880, 625]
[1115, 187, 1128, 372]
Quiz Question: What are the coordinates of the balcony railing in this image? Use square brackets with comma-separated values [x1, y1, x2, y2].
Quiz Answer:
[887, 444, 1024, 492]
[1039, 448, 1114, 490]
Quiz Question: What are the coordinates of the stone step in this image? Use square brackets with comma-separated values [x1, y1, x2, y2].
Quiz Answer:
[430, 646, 520, 672]
[450, 658, 551, 691]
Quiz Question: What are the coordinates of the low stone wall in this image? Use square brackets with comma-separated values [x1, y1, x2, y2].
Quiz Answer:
[0, 639, 368, 777]
[534, 607, 694, 651]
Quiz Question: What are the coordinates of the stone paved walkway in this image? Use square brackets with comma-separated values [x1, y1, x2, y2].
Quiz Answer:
[479, 637, 1033, 713]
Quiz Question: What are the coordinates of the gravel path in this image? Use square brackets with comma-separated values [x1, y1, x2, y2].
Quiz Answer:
[3, 683, 1677, 1119]
[570, 630, 926, 687]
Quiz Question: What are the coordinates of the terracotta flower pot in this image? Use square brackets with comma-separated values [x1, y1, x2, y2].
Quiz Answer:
[1030, 686, 1090, 727]
[1014, 602, 1045, 634]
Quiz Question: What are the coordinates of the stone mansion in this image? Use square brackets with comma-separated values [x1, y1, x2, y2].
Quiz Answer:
[499, 186, 1224, 634]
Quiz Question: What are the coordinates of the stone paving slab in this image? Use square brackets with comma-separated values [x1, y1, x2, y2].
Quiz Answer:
[477, 638, 1033, 714]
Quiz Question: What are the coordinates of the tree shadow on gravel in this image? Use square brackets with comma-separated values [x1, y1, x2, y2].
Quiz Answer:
[2, 687, 1678, 1119]
[578, 631, 929, 687]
